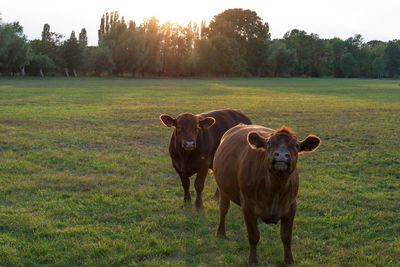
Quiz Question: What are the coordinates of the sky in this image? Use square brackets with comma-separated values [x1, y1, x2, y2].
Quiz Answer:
[2, 0, 399, 46]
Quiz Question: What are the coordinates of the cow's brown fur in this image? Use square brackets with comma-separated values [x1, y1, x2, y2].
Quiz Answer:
[160, 109, 252, 208]
[213, 124, 320, 266]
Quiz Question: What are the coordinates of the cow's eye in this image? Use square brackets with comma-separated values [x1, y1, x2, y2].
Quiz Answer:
[266, 140, 271, 147]
[295, 143, 300, 149]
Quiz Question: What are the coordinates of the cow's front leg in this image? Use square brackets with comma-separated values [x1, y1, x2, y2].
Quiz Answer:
[194, 162, 209, 208]
[179, 173, 191, 202]
[281, 201, 296, 266]
[173, 162, 191, 202]
[242, 201, 260, 266]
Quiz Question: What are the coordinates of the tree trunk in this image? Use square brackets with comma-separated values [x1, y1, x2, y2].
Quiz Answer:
[65, 68, 70, 77]
[40, 69, 44, 78]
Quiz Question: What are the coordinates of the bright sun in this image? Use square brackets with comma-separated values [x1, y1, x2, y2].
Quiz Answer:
[119, 1, 221, 26]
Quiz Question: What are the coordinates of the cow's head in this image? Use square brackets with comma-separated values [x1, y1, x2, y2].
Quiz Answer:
[160, 113, 216, 150]
[247, 126, 320, 174]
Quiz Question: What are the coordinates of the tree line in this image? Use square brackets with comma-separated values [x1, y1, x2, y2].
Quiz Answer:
[1, 9, 400, 78]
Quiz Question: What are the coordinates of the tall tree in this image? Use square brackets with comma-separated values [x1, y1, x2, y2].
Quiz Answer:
[207, 8, 271, 76]
[340, 52, 357, 77]
[99, 18, 146, 76]
[210, 34, 247, 76]
[125, 20, 146, 76]
[327, 38, 346, 77]
[26, 53, 55, 76]
[30, 23, 64, 73]
[99, 21, 130, 75]
[140, 17, 162, 76]
[161, 22, 194, 76]
[62, 31, 82, 75]
[79, 28, 88, 47]
[82, 46, 115, 76]
[343, 34, 371, 77]
[283, 29, 328, 77]
[193, 39, 217, 76]
[0, 22, 29, 75]
[267, 41, 297, 77]
[41, 23, 51, 42]
[98, 15, 105, 41]
[371, 56, 385, 78]
[384, 40, 400, 77]
[98, 11, 120, 41]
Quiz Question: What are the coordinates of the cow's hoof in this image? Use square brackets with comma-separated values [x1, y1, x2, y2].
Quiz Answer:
[212, 193, 219, 201]
[248, 258, 258, 267]
[215, 229, 226, 239]
[195, 198, 203, 208]
[215, 233, 226, 239]
[284, 260, 295, 266]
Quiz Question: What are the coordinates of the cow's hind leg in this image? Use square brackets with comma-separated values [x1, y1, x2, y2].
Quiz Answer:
[213, 188, 219, 201]
[194, 163, 208, 208]
[216, 190, 230, 238]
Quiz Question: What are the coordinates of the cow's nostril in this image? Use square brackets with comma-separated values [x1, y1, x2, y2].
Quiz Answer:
[274, 153, 279, 157]
[185, 141, 194, 147]
[285, 153, 290, 158]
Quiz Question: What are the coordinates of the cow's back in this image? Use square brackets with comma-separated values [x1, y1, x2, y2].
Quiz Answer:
[200, 109, 251, 138]
[213, 124, 274, 205]
[197, 109, 252, 161]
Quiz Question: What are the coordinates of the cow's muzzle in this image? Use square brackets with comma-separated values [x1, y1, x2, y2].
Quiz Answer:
[272, 152, 291, 171]
[183, 140, 195, 150]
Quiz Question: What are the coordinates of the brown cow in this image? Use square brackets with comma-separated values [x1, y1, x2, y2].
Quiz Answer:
[213, 124, 320, 266]
[160, 109, 252, 208]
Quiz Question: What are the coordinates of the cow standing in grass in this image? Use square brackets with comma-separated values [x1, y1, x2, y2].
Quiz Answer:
[213, 124, 320, 266]
[160, 109, 252, 208]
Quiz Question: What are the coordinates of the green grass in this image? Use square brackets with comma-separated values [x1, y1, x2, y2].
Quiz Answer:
[0, 77, 399, 266]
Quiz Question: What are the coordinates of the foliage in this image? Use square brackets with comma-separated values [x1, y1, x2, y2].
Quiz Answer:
[78, 28, 88, 47]
[161, 22, 196, 76]
[25, 53, 56, 76]
[2, 9, 400, 78]
[99, 19, 146, 76]
[0, 22, 29, 75]
[340, 52, 357, 77]
[192, 39, 217, 76]
[30, 23, 64, 73]
[266, 41, 297, 77]
[371, 56, 385, 78]
[284, 30, 330, 77]
[98, 11, 120, 41]
[384, 40, 400, 77]
[62, 31, 82, 73]
[80, 47, 115, 76]
[140, 17, 163, 76]
[207, 8, 271, 76]
[209, 35, 247, 76]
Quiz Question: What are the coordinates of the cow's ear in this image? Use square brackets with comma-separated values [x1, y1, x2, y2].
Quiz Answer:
[160, 114, 176, 128]
[299, 134, 321, 153]
[247, 131, 266, 150]
[199, 117, 215, 129]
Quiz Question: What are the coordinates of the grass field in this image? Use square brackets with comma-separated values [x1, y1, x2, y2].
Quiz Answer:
[0, 77, 399, 266]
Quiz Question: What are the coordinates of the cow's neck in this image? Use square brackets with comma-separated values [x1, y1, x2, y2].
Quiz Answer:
[265, 169, 292, 195]
[175, 142, 200, 162]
